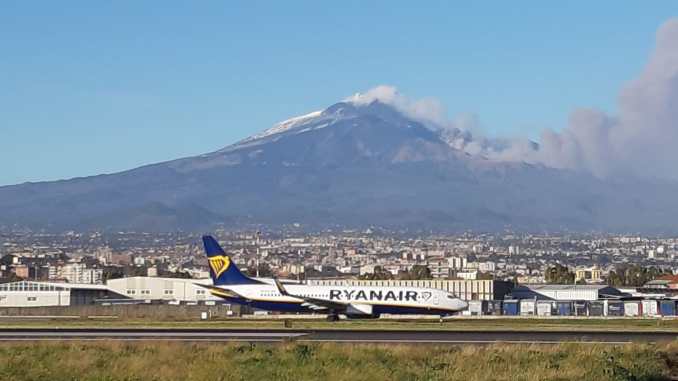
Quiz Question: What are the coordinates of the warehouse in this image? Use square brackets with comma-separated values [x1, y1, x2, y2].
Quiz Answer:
[509, 284, 627, 301]
[306, 279, 513, 301]
[105, 277, 225, 304]
[0, 280, 124, 307]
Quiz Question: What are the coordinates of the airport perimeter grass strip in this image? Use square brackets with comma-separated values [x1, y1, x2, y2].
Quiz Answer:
[0, 341, 676, 381]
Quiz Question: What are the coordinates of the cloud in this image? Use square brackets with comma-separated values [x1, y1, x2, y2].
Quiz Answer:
[349, 18, 678, 181]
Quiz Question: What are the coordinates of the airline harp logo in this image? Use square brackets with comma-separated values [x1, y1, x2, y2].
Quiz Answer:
[209, 256, 231, 278]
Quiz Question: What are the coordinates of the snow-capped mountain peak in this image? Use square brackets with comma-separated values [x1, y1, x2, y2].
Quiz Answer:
[244, 110, 323, 142]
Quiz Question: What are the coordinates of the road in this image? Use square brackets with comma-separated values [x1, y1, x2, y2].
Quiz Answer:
[0, 328, 676, 344]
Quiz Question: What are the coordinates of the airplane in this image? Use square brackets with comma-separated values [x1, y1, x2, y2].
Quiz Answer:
[198, 235, 468, 320]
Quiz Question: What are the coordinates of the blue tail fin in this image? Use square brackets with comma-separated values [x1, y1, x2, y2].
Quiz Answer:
[202, 235, 260, 285]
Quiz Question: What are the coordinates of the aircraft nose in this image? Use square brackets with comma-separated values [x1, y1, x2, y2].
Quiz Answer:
[458, 299, 469, 310]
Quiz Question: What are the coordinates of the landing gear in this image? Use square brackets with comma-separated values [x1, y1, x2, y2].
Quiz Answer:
[326, 313, 340, 322]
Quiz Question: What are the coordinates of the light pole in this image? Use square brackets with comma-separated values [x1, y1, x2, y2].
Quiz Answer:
[256, 231, 261, 278]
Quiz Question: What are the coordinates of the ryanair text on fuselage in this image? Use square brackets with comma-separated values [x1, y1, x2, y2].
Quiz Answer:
[328, 289, 426, 302]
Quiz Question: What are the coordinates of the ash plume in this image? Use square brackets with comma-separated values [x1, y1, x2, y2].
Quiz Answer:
[350, 18, 678, 181]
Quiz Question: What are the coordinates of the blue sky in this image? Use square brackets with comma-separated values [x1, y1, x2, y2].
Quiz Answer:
[2, 1, 677, 186]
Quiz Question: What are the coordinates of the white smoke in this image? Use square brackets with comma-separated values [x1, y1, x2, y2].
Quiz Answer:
[346, 85, 451, 128]
[349, 19, 678, 181]
[347, 86, 491, 154]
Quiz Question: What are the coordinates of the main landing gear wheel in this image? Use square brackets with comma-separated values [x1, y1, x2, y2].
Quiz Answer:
[326, 314, 339, 322]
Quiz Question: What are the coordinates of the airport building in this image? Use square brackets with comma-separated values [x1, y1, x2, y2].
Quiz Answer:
[509, 284, 627, 301]
[105, 277, 224, 304]
[0, 280, 124, 307]
[306, 279, 513, 301]
[3, 276, 678, 318]
[0, 278, 229, 308]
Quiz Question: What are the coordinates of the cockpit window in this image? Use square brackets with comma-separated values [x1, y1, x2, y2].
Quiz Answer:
[447, 295, 457, 299]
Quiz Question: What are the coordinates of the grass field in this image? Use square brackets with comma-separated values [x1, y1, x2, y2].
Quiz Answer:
[0, 341, 676, 381]
[2, 317, 678, 332]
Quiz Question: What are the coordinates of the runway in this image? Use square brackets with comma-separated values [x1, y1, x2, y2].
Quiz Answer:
[0, 328, 676, 344]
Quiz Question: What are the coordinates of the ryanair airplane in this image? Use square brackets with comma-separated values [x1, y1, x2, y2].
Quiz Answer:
[200, 235, 468, 320]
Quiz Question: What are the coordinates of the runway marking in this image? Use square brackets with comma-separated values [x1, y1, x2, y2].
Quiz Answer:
[4, 337, 632, 345]
[300, 339, 634, 345]
[0, 338, 289, 342]
[0, 332, 307, 338]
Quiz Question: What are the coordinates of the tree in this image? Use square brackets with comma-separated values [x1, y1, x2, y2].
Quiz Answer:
[607, 265, 669, 287]
[102, 266, 125, 281]
[399, 265, 432, 280]
[246, 263, 273, 278]
[545, 264, 574, 284]
[158, 269, 193, 279]
[359, 266, 394, 280]
[0, 272, 23, 283]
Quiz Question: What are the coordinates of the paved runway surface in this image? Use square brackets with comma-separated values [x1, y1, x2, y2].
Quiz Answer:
[0, 328, 676, 344]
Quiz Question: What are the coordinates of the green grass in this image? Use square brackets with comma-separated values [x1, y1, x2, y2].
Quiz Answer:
[2, 317, 678, 332]
[0, 341, 676, 381]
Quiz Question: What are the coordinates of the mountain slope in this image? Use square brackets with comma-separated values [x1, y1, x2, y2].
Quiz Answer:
[2, 100, 677, 233]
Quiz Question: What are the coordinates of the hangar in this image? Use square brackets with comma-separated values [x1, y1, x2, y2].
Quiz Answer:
[509, 284, 627, 301]
[105, 277, 225, 304]
[306, 279, 513, 301]
[0, 281, 125, 307]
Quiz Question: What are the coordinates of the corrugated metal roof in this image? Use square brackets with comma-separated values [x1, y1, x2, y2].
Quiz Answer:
[521, 284, 609, 290]
[0, 280, 110, 291]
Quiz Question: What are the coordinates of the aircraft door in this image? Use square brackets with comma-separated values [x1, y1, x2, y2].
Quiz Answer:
[433, 295, 439, 305]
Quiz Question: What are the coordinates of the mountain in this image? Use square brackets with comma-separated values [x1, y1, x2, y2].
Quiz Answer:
[2, 99, 678, 233]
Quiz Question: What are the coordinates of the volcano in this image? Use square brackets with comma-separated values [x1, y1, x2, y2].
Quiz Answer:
[2, 98, 677, 233]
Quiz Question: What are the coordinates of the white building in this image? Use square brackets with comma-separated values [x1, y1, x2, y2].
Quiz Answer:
[511, 284, 626, 301]
[0, 281, 121, 307]
[307, 279, 512, 301]
[338, 266, 360, 275]
[183, 267, 209, 279]
[426, 259, 451, 278]
[105, 277, 224, 304]
[456, 270, 478, 280]
[478, 262, 496, 273]
[62, 263, 103, 284]
[448, 257, 467, 270]
[49, 263, 103, 284]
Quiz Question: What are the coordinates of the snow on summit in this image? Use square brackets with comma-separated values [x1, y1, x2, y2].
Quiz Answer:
[252, 110, 323, 140]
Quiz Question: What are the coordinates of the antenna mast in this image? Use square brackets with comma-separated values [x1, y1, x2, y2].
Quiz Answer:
[256, 231, 261, 278]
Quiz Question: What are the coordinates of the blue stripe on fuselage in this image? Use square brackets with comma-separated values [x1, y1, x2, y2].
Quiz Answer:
[215, 295, 310, 313]
[372, 305, 456, 316]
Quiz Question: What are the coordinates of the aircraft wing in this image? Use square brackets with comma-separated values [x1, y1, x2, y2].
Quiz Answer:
[273, 278, 346, 311]
[195, 284, 246, 300]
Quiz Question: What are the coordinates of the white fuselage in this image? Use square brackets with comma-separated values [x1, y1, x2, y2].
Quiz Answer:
[218, 281, 468, 315]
